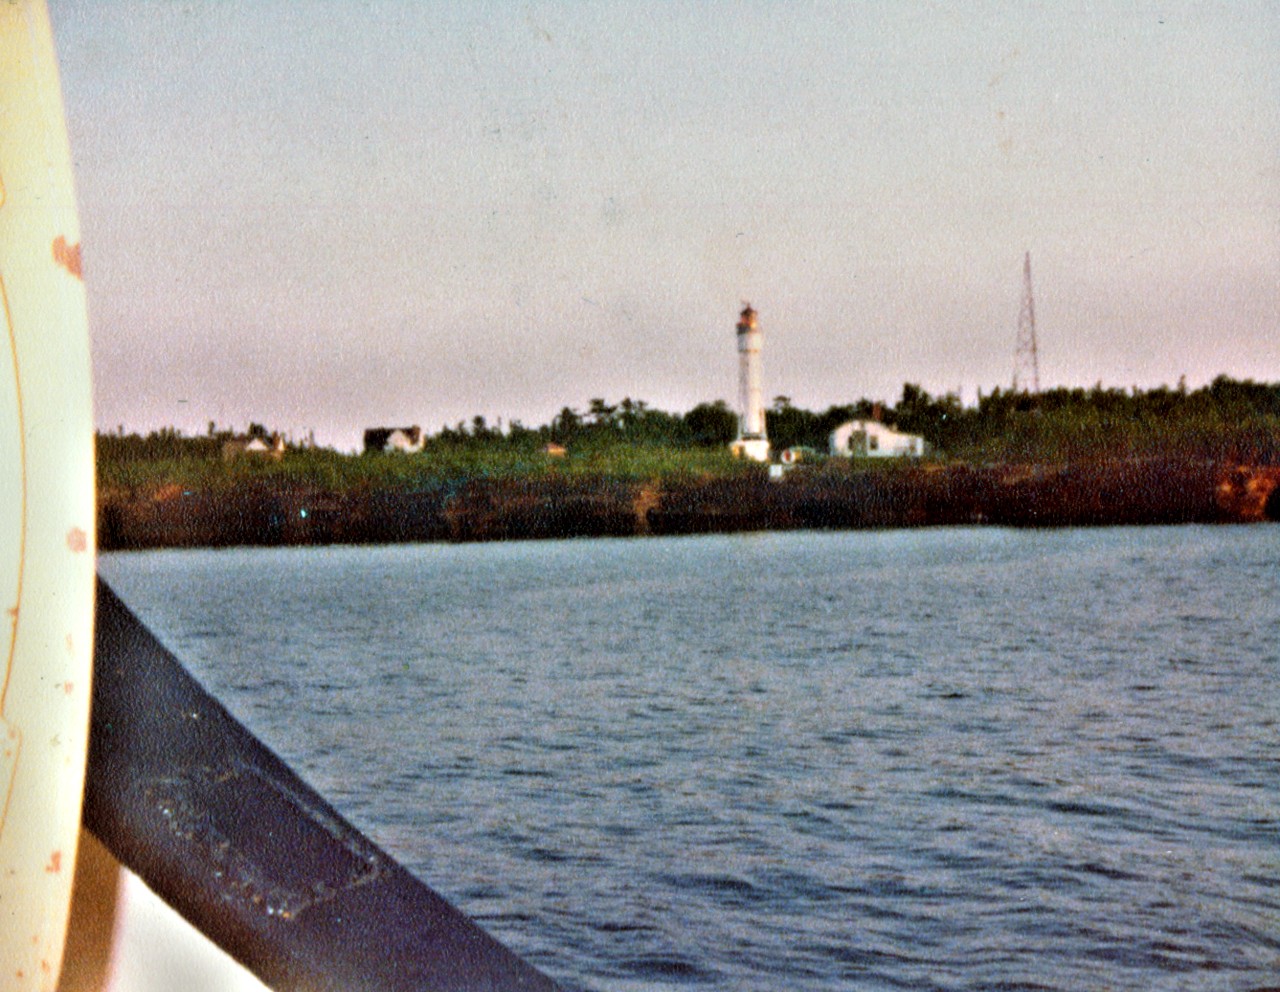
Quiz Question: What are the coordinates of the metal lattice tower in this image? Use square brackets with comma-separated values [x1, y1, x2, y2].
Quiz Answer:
[1013, 250, 1040, 394]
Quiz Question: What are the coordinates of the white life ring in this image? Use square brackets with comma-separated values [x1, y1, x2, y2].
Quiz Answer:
[0, 1, 97, 987]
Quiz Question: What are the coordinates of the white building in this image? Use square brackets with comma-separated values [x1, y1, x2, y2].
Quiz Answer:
[363, 426, 425, 454]
[729, 304, 770, 462]
[829, 420, 925, 459]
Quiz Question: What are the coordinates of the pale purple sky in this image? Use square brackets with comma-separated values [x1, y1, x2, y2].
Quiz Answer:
[51, 1, 1279, 451]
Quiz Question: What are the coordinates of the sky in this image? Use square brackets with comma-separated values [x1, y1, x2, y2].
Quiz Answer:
[49, 1, 1279, 451]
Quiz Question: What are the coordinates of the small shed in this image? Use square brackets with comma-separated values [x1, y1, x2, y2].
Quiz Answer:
[829, 420, 925, 459]
[221, 434, 285, 462]
[780, 445, 820, 465]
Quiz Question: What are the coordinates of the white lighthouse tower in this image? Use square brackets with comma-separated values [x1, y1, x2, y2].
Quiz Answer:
[730, 303, 770, 462]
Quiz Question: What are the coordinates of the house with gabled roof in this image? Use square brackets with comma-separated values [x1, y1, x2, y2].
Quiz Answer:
[829, 419, 925, 459]
[363, 426, 425, 454]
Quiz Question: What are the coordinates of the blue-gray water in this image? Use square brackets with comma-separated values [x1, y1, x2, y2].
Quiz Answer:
[99, 526, 1280, 991]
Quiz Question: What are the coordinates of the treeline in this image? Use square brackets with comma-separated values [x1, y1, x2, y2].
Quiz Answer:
[385, 375, 1280, 464]
[769, 376, 1280, 463]
[432, 396, 741, 450]
[98, 375, 1280, 473]
[96, 421, 279, 464]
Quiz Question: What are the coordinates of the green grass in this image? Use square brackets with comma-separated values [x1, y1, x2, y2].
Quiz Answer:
[97, 441, 760, 497]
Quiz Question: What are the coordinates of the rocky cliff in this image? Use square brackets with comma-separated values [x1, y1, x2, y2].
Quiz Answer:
[97, 459, 1277, 552]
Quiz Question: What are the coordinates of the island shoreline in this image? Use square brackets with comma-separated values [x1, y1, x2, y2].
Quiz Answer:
[97, 459, 1280, 552]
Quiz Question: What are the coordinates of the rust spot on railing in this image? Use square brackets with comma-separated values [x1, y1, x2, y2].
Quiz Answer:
[52, 236, 81, 279]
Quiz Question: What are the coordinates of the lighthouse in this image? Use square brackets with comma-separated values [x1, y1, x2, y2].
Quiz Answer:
[730, 304, 770, 462]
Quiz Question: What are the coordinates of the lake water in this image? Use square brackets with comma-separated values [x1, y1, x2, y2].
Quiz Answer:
[98, 525, 1280, 992]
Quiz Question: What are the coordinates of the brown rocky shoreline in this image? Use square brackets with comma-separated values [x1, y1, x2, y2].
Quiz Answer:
[97, 459, 1280, 552]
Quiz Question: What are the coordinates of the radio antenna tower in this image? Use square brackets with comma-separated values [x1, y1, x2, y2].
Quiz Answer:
[1013, 250, 1040, 394]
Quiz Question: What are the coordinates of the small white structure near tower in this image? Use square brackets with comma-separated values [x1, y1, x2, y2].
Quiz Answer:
[829, 419, 925, 458]
[729, 304, 770, 462]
